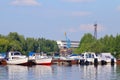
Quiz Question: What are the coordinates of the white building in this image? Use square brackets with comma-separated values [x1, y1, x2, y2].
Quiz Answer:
[56, 40, 80, 49]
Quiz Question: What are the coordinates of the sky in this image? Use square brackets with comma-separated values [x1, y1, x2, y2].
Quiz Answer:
[0, 0, 120, 41]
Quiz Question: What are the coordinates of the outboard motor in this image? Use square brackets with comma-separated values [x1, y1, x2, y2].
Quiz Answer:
[85, 60, 89, 65]
[101, 60, 107, 65]
[80, 59, 85, 65]
[94, 58, 98, 65]
[111, 58, 115, 65]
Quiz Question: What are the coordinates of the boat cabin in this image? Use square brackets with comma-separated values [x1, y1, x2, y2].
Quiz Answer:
[6, 51, 26, 60]
[81, 52, 98, 59]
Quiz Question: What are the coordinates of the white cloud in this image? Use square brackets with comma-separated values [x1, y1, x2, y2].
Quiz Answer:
[67, 28, 78, 32]
[62, 0, 95, 3]
[116, 6, 120, 11]
[71, 11, 92, 16]
[79, 24, 104, 32]
[11, 0, 40, 6]
[64, 24, 104, 33]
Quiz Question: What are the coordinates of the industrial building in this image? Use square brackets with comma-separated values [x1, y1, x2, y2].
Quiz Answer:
[56, 40, 80, 49]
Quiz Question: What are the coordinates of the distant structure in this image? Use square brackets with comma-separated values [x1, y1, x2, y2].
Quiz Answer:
[56, 32, 80, 56]
[94, 23, 97, 39]
[56, 40, 80, 56]
[56, 40, 79, 49]
[64, 32, 71, 48]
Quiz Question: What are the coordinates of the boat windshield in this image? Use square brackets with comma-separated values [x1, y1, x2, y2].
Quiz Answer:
[13, 52, 21, 55]
[86, 53, 94, 58]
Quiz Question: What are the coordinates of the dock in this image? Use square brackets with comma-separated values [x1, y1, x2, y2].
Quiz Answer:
[52, 59, 79, 65]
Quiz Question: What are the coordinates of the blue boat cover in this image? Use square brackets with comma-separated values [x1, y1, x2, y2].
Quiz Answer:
[28, 52, 35, 56]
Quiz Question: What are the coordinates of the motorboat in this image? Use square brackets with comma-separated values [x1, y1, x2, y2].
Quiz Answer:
[80, 52, 101, 65]
[28, 52, 52, 65]
[4, 51, 28, 65]
[79, 52, 116, 65]
[67, 54, 81, 60]
[100, 53, 116, 64]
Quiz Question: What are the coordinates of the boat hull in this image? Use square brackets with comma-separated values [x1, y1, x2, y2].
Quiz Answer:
[34, 58, 52, 65]
[6, 58, 28, 65]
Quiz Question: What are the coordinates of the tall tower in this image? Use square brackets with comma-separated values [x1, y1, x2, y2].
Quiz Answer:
[94, 23, 97, 39]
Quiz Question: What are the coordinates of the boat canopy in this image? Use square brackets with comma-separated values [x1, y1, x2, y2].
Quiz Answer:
[69, 54, 78, 56]
[28, 52, 35, 56]
[0, 53, 6, 58]
[28, 52, 44, 56]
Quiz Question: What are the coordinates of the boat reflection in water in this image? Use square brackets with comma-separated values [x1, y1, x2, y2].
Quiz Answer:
[5, 64, 118, 80]
[6, 65, 52, 80]
[7, 65, 28, 80]
[79, 64, 117, 80]
[28, 65, 52, 80]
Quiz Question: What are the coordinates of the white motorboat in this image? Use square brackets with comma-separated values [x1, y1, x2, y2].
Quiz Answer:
[5, 51, 28, 65]
[100, 53, 116, 63]
[80, 52, 101, 65]
[29, 52, 52, 65]
[79, 52, 116, 65]
[67, 54, 81, 60]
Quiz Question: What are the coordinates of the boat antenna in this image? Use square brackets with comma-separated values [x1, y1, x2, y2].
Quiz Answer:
[94, 23, 97, 39]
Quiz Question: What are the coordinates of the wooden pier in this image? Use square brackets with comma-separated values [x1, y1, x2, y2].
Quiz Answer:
[52, 59, 79, 65]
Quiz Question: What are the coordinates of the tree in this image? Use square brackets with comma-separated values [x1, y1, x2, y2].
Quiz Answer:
[114, 34, 120, 58]
[0, 38, 9, 52]
[76, 33, 96, 53]
[0, 32, 59, 55]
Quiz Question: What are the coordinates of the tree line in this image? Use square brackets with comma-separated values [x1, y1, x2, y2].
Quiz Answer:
[0, 32, 59, 55]
[75, 33, 120, 58]
[1, 32, 120, 58]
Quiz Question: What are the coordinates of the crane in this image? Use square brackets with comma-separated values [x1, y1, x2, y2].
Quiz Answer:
[64, 32, 71, 48]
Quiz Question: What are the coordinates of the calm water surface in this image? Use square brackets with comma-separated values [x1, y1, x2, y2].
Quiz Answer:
[0, 64, 120, 80]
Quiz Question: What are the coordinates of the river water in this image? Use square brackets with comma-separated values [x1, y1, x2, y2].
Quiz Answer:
[0, 64, 120, 80]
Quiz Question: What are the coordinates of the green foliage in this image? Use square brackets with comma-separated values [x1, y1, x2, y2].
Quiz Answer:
[76, 33, 96, 53]
[2, 32, 120, 58]
[0, 38, 9, 52]
[0, 32, 59, 55]
[75, 33, 120, 58]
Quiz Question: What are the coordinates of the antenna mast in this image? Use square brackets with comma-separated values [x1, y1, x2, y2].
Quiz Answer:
[94, 23, 97, 39]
